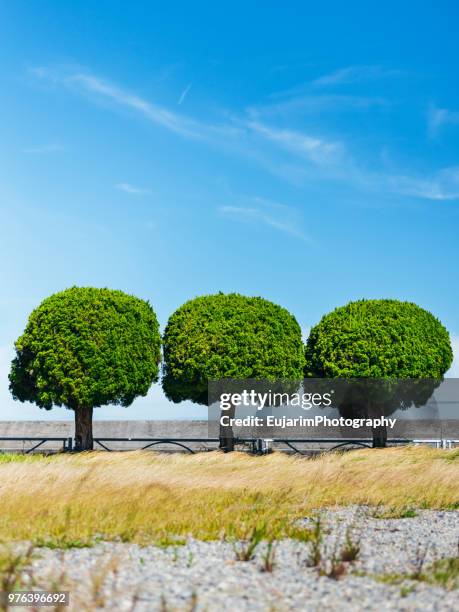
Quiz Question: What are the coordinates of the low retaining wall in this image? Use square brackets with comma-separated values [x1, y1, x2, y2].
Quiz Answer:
[0, 421, 212, 452]
[0, 420, 458, 453]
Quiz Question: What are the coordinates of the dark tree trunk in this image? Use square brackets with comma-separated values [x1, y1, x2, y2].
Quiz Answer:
[74, 406, 94, 451]
[219, 403, 235, 452]
[369, 402, 387, 448]
[371, 424, 388, 448]
[339, 390, 388, 448]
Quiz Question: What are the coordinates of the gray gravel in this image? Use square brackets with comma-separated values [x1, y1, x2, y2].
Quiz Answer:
[24, 508, 459, 611]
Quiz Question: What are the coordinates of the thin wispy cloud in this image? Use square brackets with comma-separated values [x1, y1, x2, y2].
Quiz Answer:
[428, 104, 459, 137]
[30, 66, 342, 169]
[246, 123, 459, 200]
[178, 83, 192, 105]
[388, 166, 459, 201]
[248, 94, 388, 118]
[115, 182, 151, 195]
[67, 73, 202, 139]
[31, 68, 239, 143]
[252, 196, 295, 210]
[246, 121, 344, 166]
[219, 197, 309, 242]
[312, 65, 402, 87]
[22, 144, 64, 154]
[29, 66, 459, 202]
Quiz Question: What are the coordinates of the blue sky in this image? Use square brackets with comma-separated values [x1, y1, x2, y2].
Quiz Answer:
[1, 1, 458, 420]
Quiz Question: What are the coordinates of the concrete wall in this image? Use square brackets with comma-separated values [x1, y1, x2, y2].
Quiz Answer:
[0, 419, 457, 453]
[0, 421, 212, 452]
[0, 420, 210, 437]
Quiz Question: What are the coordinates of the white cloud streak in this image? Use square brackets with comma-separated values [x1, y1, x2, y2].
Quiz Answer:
[53, 71, 241, 144]
[248, 94, 389, 118]
[312, 65, 402, 87]
[115, 182, 151, 195]
[245, 121, 344, 166]
[31, 67, 341, 168]
[388, 167, 459, 201]
[29, 66, 459, 202]
[66, 73, 203, 139]
[178, 83, 192, 105]
[219, 197, 309, 242]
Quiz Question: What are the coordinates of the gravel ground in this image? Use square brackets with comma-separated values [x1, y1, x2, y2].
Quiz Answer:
[24, 508, 459, 611]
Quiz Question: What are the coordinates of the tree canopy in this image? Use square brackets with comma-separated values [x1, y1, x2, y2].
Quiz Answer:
[304, 299, 453, 446]
[162, 292, 305, 405]
[304, 299, 453, 379]
[9, 286, 161, 411]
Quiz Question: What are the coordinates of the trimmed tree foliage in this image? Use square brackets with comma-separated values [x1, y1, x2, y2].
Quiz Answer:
[304, 299, 453, 446]
[162, 293, 305, 449]
[9, 287, 161, 450]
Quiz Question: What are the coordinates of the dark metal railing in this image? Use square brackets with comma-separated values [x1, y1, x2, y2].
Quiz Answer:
[0, 436, 455, 454]
[93, 437, 220, 453]
[0, 436, 73, 453]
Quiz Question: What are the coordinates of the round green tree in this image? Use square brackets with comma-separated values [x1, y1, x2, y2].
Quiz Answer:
[162, 292, 305, 450]
[9, 287, 161, 450]
[304, 299, 453, 446]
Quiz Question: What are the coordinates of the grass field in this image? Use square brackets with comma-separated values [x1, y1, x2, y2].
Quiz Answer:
[0, 446, 457, 546]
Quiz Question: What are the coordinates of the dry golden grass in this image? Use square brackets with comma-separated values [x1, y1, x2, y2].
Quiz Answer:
[0, 446, 457, 544]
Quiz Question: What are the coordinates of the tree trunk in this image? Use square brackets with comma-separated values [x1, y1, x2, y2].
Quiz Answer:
[371, 424, 388, 448]
[369, 402, 387, 448]
[74, 406, 94, 451]
[219, 403, 235, 452]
